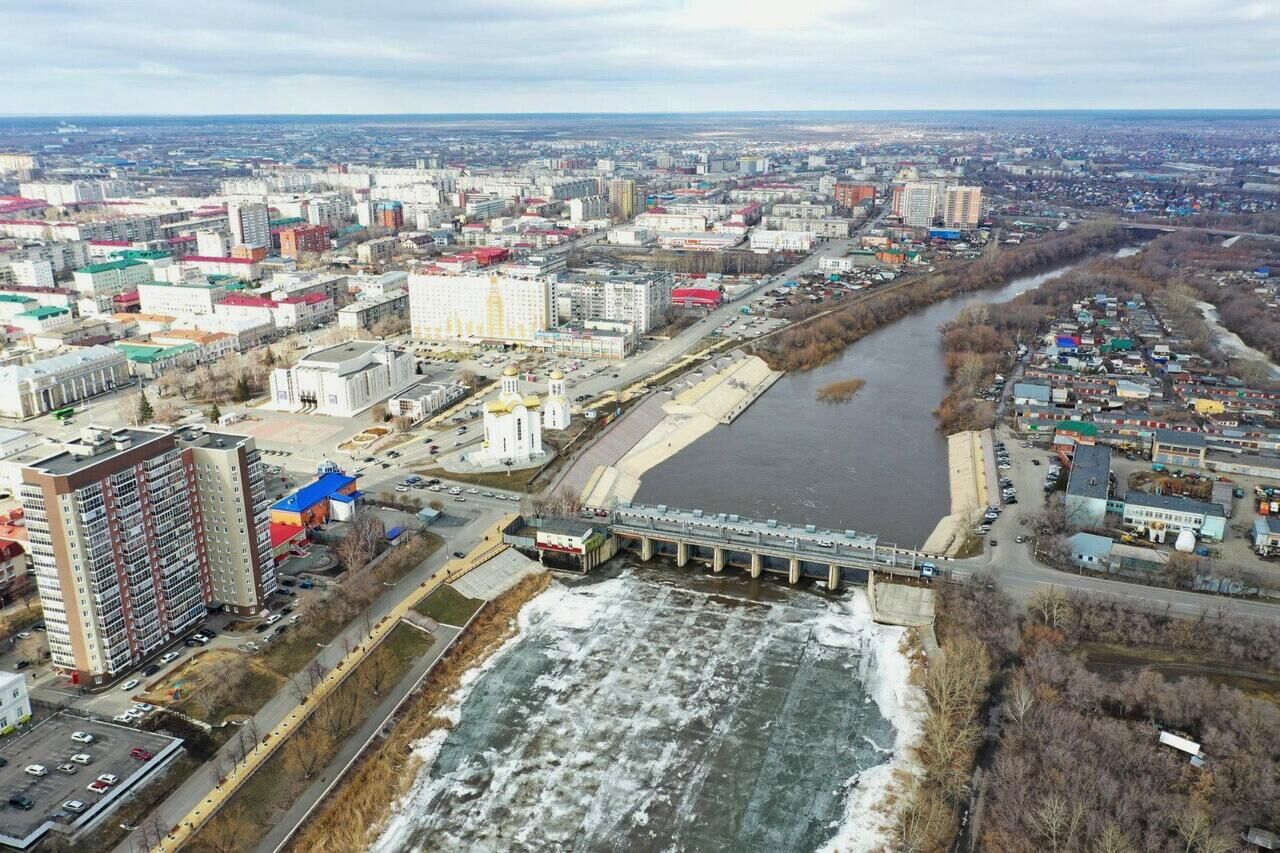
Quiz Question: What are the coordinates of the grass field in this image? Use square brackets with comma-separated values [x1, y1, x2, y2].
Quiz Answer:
[414, 585, 484, 627]
[416, 464, 542, 492]
[187, 622, 435, 853]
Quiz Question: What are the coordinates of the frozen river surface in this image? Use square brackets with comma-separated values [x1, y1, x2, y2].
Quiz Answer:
[374, 566, 919, 853]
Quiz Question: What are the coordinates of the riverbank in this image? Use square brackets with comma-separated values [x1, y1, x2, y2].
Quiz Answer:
[757, 222, 1131, 373]
[921, 429, 994, 556]
[577, 352, 781, 507]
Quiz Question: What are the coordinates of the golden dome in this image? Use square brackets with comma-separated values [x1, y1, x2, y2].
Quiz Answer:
[549, 369, 564, 380]
[502, 366, 518, 377]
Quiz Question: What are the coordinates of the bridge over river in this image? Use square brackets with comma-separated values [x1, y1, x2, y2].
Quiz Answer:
[609, 500, 929, 590]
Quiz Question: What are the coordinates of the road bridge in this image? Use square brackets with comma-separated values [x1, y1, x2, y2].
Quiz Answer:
[609, 500, 927, 590]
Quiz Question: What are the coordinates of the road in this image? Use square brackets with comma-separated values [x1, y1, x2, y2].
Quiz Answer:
[950, 424, 1280, 623]
[112, 505, 503, 853]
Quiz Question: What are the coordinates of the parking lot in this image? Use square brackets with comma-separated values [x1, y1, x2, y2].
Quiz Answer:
[0, 713, 179, 847]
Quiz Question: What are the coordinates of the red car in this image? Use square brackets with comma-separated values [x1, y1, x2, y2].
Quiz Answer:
[129, 748, 154, 761]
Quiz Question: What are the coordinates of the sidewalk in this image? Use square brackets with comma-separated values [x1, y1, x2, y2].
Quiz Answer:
[254, 624, 461, 853]
[111, 509, 502, 853]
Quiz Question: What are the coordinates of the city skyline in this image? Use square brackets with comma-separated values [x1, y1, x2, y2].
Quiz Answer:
[5, 0, 1278, 115]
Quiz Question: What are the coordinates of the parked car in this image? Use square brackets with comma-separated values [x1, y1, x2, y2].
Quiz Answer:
[70, 732, 95, 744]
[25, 764, 47, 776]
[8, 795, 33, 810]
[69, 753, 92, 765]
[129, 748, 154, 761]
[142, 664, 160, 677]
[120, 679, 139, 691]
[96, 774, 118, 786]
[452, 551, 466, 559]
[62, 799, 87, 813]
[86, 780, 110, 795]
[56, 763, 78, 775]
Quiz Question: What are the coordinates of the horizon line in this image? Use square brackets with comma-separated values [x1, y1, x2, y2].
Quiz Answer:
[3, 107, 1280, 120]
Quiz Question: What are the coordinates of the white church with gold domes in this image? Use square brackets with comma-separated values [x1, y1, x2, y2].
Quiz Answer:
[472, 366, 544, 466]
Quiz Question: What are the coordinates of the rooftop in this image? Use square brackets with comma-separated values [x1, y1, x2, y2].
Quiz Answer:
[79, 259, 144, 275]
[1066, 444, 1112, 501]
[23, 426, 171, 477]
[1124, 490, 1225, 518]
[272, 471, 356, 514]
[1155, 428, 1206, 449]
[298, 339, 385, 366]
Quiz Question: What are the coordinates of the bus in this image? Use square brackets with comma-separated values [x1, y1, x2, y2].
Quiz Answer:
[51, 407, 74, 421]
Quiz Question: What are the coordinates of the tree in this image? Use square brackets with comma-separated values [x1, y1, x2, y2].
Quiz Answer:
[136, 391, 155, 425]
[370, 403, 388, 423]
[283, 726, 334, 781]
[233, 375, 252, 402]
[459, 369, 478, 389]
[336, 513, 385, 571]
[207, 401, 222, 423]
[1029, 587, 1075, 631]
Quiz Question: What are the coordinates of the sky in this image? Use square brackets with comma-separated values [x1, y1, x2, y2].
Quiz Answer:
[2, 0, 1278, 115]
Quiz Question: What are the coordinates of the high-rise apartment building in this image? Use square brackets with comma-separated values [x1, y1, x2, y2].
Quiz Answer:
[897, 182, 941, 228]
[278, 224, 330, 258]
[609, 179, 639, 220]
[20, 425, 276, 684]
[943, 186, 983, 228]
[175, 428, 275, 618]
[21, 427, 210, 684]
[227, 201, 270, 250]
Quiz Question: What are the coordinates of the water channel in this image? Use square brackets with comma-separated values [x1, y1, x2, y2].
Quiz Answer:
[637, 248, 1140, 546]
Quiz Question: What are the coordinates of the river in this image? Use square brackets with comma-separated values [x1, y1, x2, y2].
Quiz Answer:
[636, 249, 1139, 546]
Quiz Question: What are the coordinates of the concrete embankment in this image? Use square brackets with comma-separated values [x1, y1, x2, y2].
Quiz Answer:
[921, 429, 995, 556]
[578, 353, 782, 508]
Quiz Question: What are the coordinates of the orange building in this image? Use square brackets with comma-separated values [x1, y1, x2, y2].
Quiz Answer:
[279, 224, 330, 258]
[270, 472, 360, 528]
[833, 182, 876, 208]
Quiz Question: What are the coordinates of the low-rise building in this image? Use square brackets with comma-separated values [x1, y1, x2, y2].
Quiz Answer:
[337, 290, 409, 333]
[0, 671, 32, 734]
[137, 279, 228, 317]
[0, 346, 130, 419]
[387, 377, 468, 422]
[12, 305, 73, 335]
[1122, 491, 1226, 543]
[115, 341, 200, 378]
[1065, 444, 1112, 528]
[270, 471, 360, 528]
[532, 319, 636, 360]
[179, 255, 261, 281]
[269, 340, 415, 417]
[748, 228, 815, 252]
[356, 236, 397, 266]
[1152, 428, 1207, 469]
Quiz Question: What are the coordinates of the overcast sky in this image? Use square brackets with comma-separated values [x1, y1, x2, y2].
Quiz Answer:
[3, 0, 1277, 115]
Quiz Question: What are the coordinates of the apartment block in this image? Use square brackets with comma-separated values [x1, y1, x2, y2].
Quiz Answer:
[20, 427, 211, 684]
[175, 428, 276, 617]
[943, 186, 982, 228]
[409, 271, 552, 344]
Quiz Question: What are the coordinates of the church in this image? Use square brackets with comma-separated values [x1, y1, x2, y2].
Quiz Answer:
[468, 366, 574, 467]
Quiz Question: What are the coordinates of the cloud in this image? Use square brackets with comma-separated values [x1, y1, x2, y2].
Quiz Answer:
[1, 0, 1277, 113]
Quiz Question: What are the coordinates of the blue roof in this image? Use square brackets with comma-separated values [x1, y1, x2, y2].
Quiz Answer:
[329, 492, 355, 504]
[272, 472, 356, 514]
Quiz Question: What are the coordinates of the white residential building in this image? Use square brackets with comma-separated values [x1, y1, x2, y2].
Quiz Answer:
[72, 258, 154, 296]
[0, 672, 31, 733]
[944, 185, 983, 228]
[568, 195, 609, 222]
[8, 259, 54, 289]
[634, 211, 708, 232]
[409, 272, 552, 344]
[899, 181, 942, 227]
[227, 201, 270, 249]
[337, 291, 409, 332]
[748, 228, 815, 252]
[554, 269, 672, 334]
[137, 280, 228, 317]
[269, 340, 416, 417]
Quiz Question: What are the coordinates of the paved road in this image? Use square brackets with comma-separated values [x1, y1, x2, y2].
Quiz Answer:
[112, 507, 502, 853]
[951, 424, 1280, 623]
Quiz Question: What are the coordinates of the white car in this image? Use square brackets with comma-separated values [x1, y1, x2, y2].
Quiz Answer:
[120, 679, 139, 691]
[70, 731, 95, 744]
[25, 764, 48, 776]
[160, 651, 180, 664]
[69, 753, 92, 765]
[132, 702, 156, 714]
[265, 613, 282, 625]
[96, 773, 119, 786]
[63, 799, 87, 813]
[466, 487, 479, 494]
[113, 713, 136, 724]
